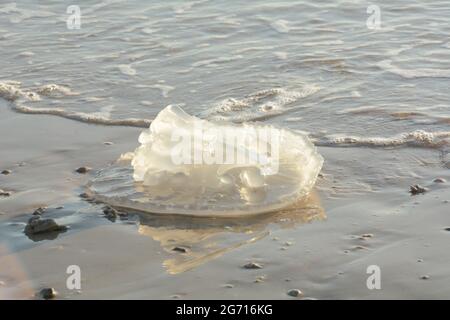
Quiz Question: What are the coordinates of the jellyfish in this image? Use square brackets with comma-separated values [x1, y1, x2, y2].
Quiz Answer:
[87, 105, 323, 217]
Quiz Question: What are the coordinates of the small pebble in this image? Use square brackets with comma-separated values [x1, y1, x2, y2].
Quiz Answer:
[420, 275, 430, 280]
[410, 184, 427, 195]
[254, 275, 266, 283]
[1, 170, 12, 175]
[223, 284, 234, 289]
[287, 289, 303, 297]
[444, 227, 450, 232]
[75, 167, 91, 174]
[103, 209, 128, 221]
[360, 233, 374, 238]
[39, 288, 57, 300]
[103, 142, 114, 145]
[433, 178, 446, 183]
[172, 246, 189, 253]
[242, 262, 263, 269]
[417, 259, 423, 263]
[102, 206, 114, 213]
[103, 206, 119, 221]
[0, 189, 11, 197]
[24, 216, 67, 235]
[79, 192, 90, 199]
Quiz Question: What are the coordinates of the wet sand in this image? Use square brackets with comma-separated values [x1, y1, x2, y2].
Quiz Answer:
[1, 101, 450, 299]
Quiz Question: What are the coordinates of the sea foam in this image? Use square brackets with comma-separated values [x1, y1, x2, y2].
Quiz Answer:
[201, 86, 320, 123]
[0, 81, 151, 127]
[313, 130, 450, 148]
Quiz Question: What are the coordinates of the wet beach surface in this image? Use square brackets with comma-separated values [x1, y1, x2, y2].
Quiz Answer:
[1, 102, 449, 299]
[1, 0, 450, 299]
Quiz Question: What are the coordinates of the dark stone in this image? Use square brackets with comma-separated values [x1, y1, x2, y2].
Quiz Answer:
[1, 170, 11, 175]
[103, 206, 128, 221]
[24, 216, 67, 235]
[39, 288, 57, 300]
[103, 206, 117, 215]
[242, 262, 263, 269]
[103, 206, 118, 221]
[75, 167, 91, 174]
[410, 184, 427, 195]
[0, 189, 11, 197]
[352, 245, 368, 251]
[287, 289, 303, 297]
[172, 246, 189, 253]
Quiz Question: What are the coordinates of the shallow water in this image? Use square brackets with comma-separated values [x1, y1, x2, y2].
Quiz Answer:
[1, 0, 449, 145]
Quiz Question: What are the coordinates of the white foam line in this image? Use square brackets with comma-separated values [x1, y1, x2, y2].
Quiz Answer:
[11, 103, 152, 127]
[0, 81, 151, 128]
[313, 130, 450, 149]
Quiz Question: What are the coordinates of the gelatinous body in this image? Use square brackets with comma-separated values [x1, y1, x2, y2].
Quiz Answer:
[88, 106, 323, 217]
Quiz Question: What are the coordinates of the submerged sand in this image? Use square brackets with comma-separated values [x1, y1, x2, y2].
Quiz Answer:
[1, 102, 449, 299]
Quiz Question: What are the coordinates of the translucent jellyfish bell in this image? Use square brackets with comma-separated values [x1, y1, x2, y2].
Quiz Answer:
[87, 105, 323, 217]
